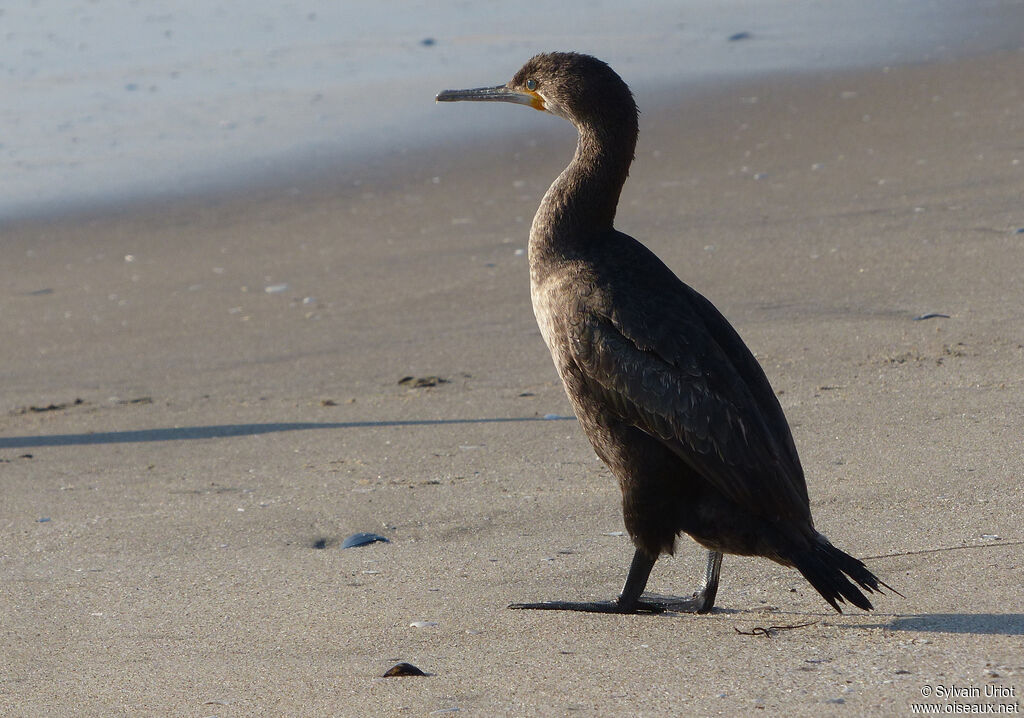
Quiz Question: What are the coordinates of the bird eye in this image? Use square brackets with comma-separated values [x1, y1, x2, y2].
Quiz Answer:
[526, 79, 537, 91]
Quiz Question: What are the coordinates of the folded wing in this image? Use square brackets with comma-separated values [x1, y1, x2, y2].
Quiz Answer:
[571, 294, 810, 523]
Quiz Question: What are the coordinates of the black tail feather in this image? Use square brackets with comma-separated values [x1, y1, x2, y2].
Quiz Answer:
[792, 537, 900, 613]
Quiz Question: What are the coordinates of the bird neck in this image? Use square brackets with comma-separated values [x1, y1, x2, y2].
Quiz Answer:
[531, 121, 637, 250]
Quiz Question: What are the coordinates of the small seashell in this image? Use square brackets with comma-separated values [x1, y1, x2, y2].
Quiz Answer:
[409, 621, 438, 628]
[341, 532, 390, 549]
[383, 662, 427, 677]
[398, 376, 448, 388]
[913, 312, 950, 321]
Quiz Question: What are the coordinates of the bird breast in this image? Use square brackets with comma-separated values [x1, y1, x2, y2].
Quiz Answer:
[529, 259, 599, 375]
[529, 270, 565, 360]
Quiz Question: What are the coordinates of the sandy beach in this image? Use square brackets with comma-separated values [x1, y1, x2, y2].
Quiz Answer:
[2, 45, 1023, 716]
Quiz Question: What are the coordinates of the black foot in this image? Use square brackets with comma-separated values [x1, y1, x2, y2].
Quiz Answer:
[508, 548, 723, 616]
[508, 599, 665, 614]
[649, 591, 716, 614]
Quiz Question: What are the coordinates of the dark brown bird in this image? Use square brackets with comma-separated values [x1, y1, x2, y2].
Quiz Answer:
[437, 52, 895, 614]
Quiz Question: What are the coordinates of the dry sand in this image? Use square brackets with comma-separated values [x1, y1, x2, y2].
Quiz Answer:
[2, 48, 1022, 717]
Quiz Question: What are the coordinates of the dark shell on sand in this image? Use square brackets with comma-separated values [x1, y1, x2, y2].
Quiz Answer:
[383, 662, 427, 677]
[342, 532, 390, 549]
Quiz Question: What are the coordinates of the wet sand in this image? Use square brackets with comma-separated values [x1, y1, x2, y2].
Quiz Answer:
[2, 49, 1023, 715]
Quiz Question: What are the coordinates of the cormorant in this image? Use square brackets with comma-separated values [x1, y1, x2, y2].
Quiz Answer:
[437, 52, 895, 614]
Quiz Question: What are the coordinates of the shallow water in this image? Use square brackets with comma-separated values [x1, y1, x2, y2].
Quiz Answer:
[3, 0, 1022, 219]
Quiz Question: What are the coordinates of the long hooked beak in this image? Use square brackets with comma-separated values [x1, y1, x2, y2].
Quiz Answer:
[436, 84, 545, 111]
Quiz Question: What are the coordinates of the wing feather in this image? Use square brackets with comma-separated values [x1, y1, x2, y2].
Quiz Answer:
[571, 307, 810, 521]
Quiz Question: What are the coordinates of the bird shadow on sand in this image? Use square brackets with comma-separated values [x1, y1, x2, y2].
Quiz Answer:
[860, 613, 1024, 637]
[656, 608, 1024, 636]
[0, 416, 576, 449]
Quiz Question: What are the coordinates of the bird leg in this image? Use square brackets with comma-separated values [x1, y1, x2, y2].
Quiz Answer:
[508, 548, 723, 614]
[659, 550, 722, 614]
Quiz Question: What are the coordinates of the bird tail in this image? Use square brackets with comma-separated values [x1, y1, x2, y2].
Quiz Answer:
[791, 535, 899, 613]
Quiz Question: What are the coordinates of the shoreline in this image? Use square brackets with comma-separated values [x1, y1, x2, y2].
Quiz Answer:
[8, 3, 1024, 226]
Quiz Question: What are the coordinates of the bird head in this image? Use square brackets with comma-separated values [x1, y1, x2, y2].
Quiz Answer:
[436, 52, 636, 132]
